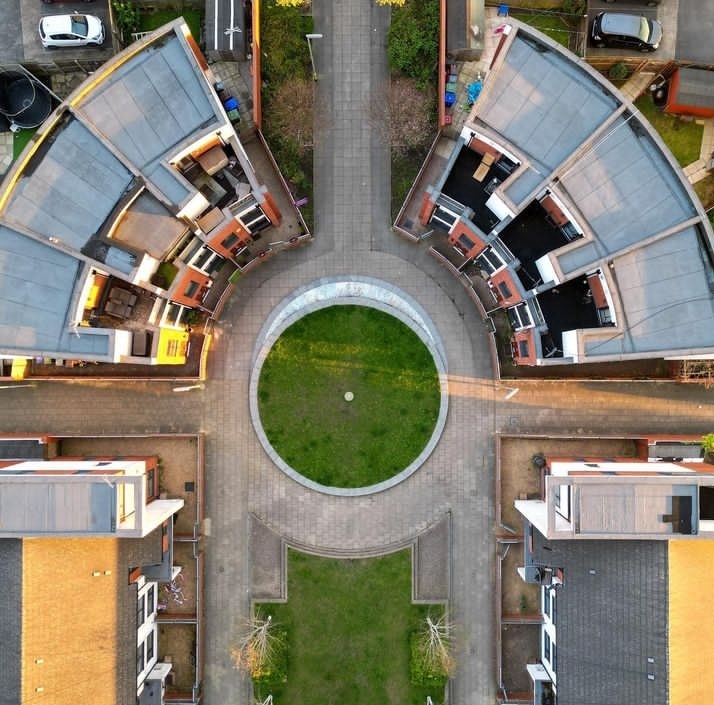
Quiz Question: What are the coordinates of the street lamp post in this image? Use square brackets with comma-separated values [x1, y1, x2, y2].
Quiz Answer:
[305, 33, 323, 81]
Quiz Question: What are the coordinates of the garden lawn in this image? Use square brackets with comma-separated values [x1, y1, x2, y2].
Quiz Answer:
[511, 11, 574, 49]
[635, 97, 703, 167]
[258, 306, 441, 488]
[256, 549, 441, 705]
[13, 128, 35, 160]
[694, 173, 714, 214]
[138, 9, 202, 41]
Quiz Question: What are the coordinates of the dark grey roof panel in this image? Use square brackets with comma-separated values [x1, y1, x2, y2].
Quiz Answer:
[81, 35, 216, 169]
[476, 35, 618, 170]
[0, 539, 22, 705]
[0, 226, 82, 353]
[0, 439, 45, 460]
[531, 533, 667, 705]
[585, 227, 714, 356]
[4, 119, 132, 250]
[674, 68, 714, 110]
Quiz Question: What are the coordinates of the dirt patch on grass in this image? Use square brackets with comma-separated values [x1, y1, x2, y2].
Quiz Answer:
[501, 624, 540, 692]
[501, 543, 539, 616]
[159, 623, 197, 692]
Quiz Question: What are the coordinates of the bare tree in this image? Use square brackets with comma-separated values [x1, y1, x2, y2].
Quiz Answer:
[365, 76, 436, 153]
[417, 613, 456, 677]
[231, 614, 283, 678]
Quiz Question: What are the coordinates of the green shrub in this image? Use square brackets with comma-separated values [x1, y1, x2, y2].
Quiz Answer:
[387, 0, 440, 87]
[410, 632, 449, 687]
[608, 62, 630, 82]
[562, 0, 586, 14]
[112, 0, 140, 45]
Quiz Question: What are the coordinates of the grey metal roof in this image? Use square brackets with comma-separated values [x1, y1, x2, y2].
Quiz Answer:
[531, 532, 668, 705]
[0, 479, 115, 534]
[4, 118, 133, 250]
[585, 226, 714, 356]
[0, 539, 22, 705]
[558, 114, 697, 274]
[476, 34, 619, 171]
[0, 225, 82, 353]
[79, 34, 217, 170]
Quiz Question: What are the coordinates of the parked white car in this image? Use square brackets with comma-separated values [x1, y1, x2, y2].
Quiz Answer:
[39, 13, 105, 48]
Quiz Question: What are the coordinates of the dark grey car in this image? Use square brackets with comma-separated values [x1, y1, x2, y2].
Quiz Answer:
[591, 12, 663, 52]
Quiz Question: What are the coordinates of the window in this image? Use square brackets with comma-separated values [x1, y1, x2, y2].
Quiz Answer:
[146, 633, 155, 663]
[542, 588, 551, 618]
[137, 643, 145, 674]
[184, 280, 199, 298]
[507, 302, 533, 331]
[543, 632, 551, 662]
[551, 591, 556, 625]
[222, 233, 239, 249]
[136, 595, 145, 626]
[497, 281, 513, 299]
[146, 468, 156, 499]
[146, 586, 156, 616]
[166, 339, 180, 357]
[551, 643, 557, 672]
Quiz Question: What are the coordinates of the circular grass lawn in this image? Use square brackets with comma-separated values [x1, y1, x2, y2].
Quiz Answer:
[257, 305, 441, 488]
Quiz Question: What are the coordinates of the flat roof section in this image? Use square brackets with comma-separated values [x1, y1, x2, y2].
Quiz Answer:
[79, 33, 217, 171]
[0, 480, 115, 534]
[475, 34, 619, 172]
[0, 226, 82, 354]
[558, 115, 698, 275]
[113, 191, 187, 259]
[4, 119, 133, 251]
[584, 227, 714, 357]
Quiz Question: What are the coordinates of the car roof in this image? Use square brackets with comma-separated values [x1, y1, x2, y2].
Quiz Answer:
[40, 14, 88, 33]
[600, 12, 647, 37]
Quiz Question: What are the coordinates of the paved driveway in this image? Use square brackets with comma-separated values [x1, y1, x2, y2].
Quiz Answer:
[0, 0, 23, 63]
[586, 0, 675, 59]
[21, 0, 113, 64]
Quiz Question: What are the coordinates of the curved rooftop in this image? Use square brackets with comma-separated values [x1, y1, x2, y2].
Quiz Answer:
[409, 22, 714, 366]
[0, 20, 292, 367]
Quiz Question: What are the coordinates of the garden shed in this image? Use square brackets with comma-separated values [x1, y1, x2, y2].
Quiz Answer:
[665, 67, 714, 118]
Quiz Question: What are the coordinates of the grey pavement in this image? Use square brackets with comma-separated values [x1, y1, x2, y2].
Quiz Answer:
[1, 2, 714, 705]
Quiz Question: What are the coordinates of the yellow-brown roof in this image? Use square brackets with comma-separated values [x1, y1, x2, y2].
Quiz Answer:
[668, 539, 714, 705]
[21, 538, 128, 705]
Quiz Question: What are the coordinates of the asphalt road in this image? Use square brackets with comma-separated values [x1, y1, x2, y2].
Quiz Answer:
[675, 0, 714, 63]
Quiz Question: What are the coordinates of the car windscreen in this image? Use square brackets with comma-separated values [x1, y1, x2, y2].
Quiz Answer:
[638, 16, 649, 41]
[70, 15, 89, 37]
